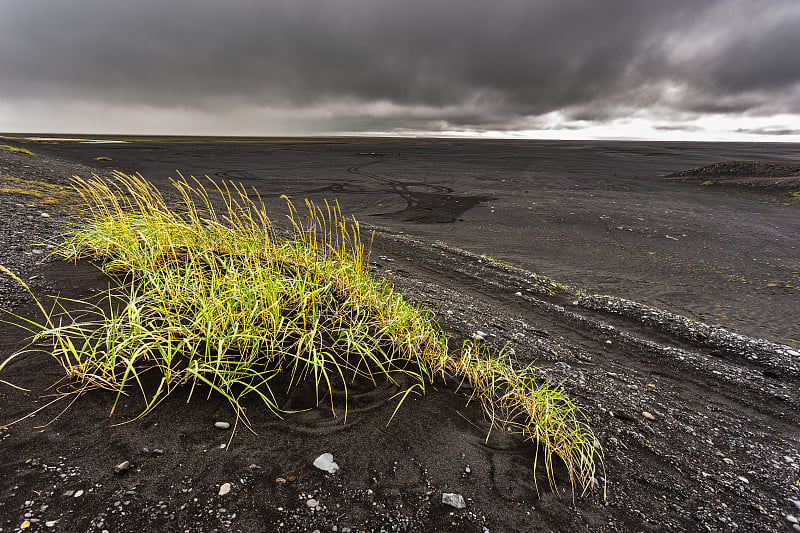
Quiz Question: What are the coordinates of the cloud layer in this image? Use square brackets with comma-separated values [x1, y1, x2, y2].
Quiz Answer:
[2, 0, 799, 138]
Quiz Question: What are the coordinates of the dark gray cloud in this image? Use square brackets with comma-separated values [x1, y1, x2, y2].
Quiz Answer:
[1, 0, 799, 137]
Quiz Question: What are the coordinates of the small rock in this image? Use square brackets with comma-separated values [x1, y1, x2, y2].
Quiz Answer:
[73, 489, 84, 498]
[45, 521, 57, 528]
[114, 461, 130, 474]
[723, 457, 734, 465]
[787, 349, 800, 357]
[214, 421, 230, 429]
[40, 213, 50, 218]
[442, 493, 466, 509]
[306, 498, 319, 508]
[63, 490, 74, 497]
[736, 476, 749, 484]
[464, 466, 471, 474]
[515, 291, 522, 297]
[474, 330, 487, 341]
[790, 499, 800, 511]
[787, 514, 799, 525]
[218, 483, 231, 496]
[642, 411, 656, 421]
[313, 453, 339, 474]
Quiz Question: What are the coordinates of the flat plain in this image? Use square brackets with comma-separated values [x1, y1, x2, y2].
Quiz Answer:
[1, 136, 798, 531]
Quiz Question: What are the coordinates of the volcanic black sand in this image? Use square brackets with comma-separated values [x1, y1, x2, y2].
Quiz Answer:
[1, 137, 799, 532]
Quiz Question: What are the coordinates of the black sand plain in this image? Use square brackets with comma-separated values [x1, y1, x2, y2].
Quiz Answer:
[0, 137, 799, 532]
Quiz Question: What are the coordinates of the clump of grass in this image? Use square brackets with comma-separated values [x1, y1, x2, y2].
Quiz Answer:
[1, 172, 601, 495]
[0, 144, 33, 155]
[95, 156, 112, 161]
[0, 175, 79, 207]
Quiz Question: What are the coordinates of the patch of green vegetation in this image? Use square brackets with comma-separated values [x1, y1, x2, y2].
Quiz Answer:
[95, 156, 112, 161]
[0, 174, 77, 206]
[0, 144, 32, 155]
[0, 173, 602, 495]
[701, 180, 715, 186]
[791, 190, 800, 198]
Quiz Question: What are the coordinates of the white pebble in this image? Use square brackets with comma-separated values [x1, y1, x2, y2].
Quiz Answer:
[214, 421, 230, 429]
[218, 482, 231, 496]
[313, 453, 339, 474]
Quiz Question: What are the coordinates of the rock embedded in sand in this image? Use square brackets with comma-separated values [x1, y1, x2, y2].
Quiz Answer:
[218, 483, 231, 496]
[313, 452, 340, 473]
[442, 493, 466, 509]
[114, 460, 130, 474]
[642, 411, 656, 420]
[214, 421, 230, 429]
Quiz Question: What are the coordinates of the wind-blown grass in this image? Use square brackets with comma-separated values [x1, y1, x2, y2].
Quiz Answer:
[0, 144, 33, 155]
[1, 172, 602, 495]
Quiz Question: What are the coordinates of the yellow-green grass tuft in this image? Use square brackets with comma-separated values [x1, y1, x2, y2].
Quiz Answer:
[0, 144, 33, 155]
[1, 172, 602, 495]
[0, 174, 80, 207]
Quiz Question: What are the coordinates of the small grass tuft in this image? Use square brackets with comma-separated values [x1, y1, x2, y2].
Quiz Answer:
[0, 144, 33, 155]
[95, 156, 113, 161]
[1, 172, 602, 495]
[0, 175, 79, 207]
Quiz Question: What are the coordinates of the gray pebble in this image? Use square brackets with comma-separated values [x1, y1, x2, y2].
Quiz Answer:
[215, 421, 231, 429]
[442, 492, 466, 509]
[787, 514, 799, 524]
[306, 498, 319, 508]
[114, 460, 130, 473]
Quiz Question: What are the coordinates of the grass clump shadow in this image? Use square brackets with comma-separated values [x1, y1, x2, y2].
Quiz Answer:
[1, 172, 602, 496]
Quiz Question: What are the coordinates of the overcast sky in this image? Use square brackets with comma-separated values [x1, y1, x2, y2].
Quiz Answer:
[2, 0, 799, 140]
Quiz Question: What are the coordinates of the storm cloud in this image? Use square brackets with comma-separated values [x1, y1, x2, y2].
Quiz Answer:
[1, 0, 799, 138]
